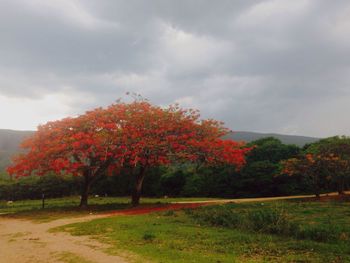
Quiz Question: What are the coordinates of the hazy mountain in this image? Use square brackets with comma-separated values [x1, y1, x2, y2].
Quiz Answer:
[226, 131, 320, 146]
[0, 129, 34, 171]
[0, 129, 319, 171]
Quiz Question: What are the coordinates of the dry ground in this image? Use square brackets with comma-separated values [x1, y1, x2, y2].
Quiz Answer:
[0, 214, 127, 263]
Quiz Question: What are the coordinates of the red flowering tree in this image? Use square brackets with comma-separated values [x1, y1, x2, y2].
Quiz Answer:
[104, 101, 250, 205]
[307, 136, 350, 195]
[282, 153, 347, 198]
[8, 99, 250, 207]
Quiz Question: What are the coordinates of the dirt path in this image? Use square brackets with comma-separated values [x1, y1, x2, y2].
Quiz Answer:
[172, 191, 350, 204]
[0, 214, 127, 263]
[1, 192, 348, 263]
[0, 203, 209, 263]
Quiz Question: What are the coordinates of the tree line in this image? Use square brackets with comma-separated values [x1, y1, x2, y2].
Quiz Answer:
[2, 135, 349, 202]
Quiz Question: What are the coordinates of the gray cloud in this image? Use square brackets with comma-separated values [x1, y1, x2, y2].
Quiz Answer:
[1, 0, 350, 137]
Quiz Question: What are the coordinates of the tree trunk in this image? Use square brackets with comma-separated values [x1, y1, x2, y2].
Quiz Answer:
[131, 167, 146, 206]
[338, 177, 345, 195]
[314, 183, 320, 198]
[79, 172, 91, 208]
[338, 189, 345, 195]
[313, 174, 320, 199]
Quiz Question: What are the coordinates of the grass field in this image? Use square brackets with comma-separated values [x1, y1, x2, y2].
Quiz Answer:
[55, 199, 350, 263]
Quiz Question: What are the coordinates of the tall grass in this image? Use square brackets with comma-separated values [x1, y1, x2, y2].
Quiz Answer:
[185, 204, 349, 243]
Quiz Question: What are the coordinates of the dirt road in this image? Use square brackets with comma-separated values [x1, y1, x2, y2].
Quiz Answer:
[0, 214, 131, 263]
[172, 191, 349, 204]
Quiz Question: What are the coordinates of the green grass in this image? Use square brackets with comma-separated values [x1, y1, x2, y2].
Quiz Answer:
[0, 196, 221, 222]
[185, 201, 350, 243]
[57, 200, 350, 263]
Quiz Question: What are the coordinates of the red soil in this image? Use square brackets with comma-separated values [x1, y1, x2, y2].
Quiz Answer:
[108, 202, 213, 216]
[107, 193, 350, 216]
[305, 194, 350, 202]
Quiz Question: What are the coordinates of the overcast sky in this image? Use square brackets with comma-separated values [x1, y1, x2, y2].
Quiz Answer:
[1, 0, 350, 137]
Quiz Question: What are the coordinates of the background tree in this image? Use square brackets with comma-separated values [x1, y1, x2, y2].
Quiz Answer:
[239, 137, 301, 197]
[282, 154, 333, 197]
[160, 168, 186, 196]
[305, 136, 350, 194]
[246, 137, 300, 163]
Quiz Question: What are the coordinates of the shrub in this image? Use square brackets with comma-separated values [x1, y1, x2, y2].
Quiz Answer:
[247, 207, 299, 236]
[297, 225, 345, 242]
[187, 205, 243, 228]
[163, 210, 175, 216]
[143, 232, 156, 241]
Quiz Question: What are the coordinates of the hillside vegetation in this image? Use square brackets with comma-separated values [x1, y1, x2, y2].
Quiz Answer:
[226, 131, 319, 146]
[0, 129, 33, 171]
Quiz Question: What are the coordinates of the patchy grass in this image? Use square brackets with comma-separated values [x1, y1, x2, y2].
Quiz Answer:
[6, 231, 31, 242]
[57, 200, 350, 263]
[53, 251, 94, 263]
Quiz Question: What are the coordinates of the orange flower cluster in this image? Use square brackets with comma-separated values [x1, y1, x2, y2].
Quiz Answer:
[7, 100, 251, 179]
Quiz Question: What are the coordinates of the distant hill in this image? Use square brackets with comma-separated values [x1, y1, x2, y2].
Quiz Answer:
[226, 131, 320, 146]
[0, 129, 34, 171]
[0, 129, 320, 172]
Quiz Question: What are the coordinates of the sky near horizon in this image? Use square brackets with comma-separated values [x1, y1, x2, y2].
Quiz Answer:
[0, 0, 350, 137]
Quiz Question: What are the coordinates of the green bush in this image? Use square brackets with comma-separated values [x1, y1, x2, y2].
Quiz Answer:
[0, 174, 80, 200]
[247, 207, 299, 236]
[143, 232, 156, 241]
[163, 210, 175, 216]
[297, 225, 345, 242]
[188, 205, 243, 228]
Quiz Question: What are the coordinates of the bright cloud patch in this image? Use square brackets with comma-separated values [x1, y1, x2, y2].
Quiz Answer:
[0, 1, 350, 137]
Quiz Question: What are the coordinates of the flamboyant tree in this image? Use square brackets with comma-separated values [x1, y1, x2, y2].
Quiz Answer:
[281, 153, 347, 197]
[282, 154, 325, 198]
[100, 100, 250, 205]
[8, 99, 250, 206]
[307, 136, 350, 194]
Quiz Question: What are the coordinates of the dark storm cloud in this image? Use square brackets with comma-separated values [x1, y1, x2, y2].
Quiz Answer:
[1, 0, 350, 136]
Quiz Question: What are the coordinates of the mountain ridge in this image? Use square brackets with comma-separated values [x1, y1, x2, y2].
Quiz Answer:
[0, 129, 34, 171]
[226, 131, 320, 146]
